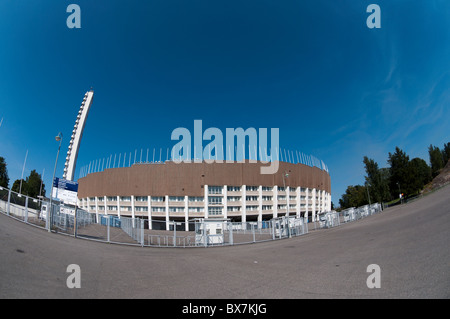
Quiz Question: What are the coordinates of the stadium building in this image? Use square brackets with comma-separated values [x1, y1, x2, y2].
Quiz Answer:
[77, 160, 331, 231]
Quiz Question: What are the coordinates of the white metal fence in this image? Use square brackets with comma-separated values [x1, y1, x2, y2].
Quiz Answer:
[1, 185, 383, 248]
[313, 203, 383, 230]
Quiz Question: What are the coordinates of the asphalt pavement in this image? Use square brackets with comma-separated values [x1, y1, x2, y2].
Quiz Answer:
[0, 185, 449, 299]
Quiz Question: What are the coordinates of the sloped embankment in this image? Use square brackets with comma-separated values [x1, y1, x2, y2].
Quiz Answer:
[423, 160, 450, 193]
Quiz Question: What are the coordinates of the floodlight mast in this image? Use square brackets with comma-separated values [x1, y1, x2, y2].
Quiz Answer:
[63, 90, 94, 181]
[48, 132, 63, 232]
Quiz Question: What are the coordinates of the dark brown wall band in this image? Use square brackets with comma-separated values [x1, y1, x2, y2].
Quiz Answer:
[77, 161, 331, 198]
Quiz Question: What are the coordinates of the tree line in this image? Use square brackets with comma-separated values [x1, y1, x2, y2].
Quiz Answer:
[0, 156, 46, 198]
[339, 142, 450, 209]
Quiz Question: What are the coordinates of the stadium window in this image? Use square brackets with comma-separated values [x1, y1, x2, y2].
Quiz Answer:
[169, 196, 184, 202]
[208, 186, 223, 194]
[208, 196, 223, 205]
[208, 207, 223, 215]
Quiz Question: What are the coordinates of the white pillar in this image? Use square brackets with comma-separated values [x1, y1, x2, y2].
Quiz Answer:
[95, 196, 99, 222]
[131, 195, 135, 219]
[320, 191, 323, 213]
[286, 186, 290, 217]
[204, 185, 209, 219]
[241, 185, 246, 223]
[116, 195, 120, 218]
[223, 185, 228, 220]
[147, 195, 152, 230]
[312, 188, 316, 222]
[296, 187, 301, 218]
[273, 185, 278, 218]
[305, 188, 309, 222]
[184, 195, 189, 231]
[258, 185, 262, 226]
[328, 192, 332, 212]
[165, 195, 169, 230]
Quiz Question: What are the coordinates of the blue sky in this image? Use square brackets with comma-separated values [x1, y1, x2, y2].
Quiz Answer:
[0, 0, 449, 205]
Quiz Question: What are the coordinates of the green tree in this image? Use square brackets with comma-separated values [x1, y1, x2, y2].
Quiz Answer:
[25, 169, 45, 198]
[363, 156, 390, 203]
[0, 156, 9, 188]
[406, 158, 431, 195]
[11, 170, 45, 198]
[441, 142, 450, 165]
[428, 144, 443, 177]
[11, 179, 27, 194]
[339, 185, 369, 209]
[387, 147, 410, 198]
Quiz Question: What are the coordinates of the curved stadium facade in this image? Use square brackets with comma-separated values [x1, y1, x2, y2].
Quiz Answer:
[77, 161, 331, 231]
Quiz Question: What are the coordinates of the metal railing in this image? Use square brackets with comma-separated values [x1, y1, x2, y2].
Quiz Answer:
[1, 185, 383, 248]
[313, 202, 383, 230]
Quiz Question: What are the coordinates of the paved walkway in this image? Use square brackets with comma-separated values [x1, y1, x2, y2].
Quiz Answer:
[0, 185, 449, 298]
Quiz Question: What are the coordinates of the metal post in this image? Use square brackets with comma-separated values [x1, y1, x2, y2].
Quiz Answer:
[141, 219, 144, 247]
[74, 206, 78, 237]
[19, 150, 28, 195]
[173, 222, 176, 247]
[229, 222, 233, 245]
[24, 196, 28, 223]
[107, 216, 110, 242]
[252, 223, 255, 243]
[272, 220, 275, 240]
[39, 168, 45, 200]
[48, 132, 63, 232]
[282, 170, 290, 238]
[7, 188, 11, 215]
[203, 220, 207, 247]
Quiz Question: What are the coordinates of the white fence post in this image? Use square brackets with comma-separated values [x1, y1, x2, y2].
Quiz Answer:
[107, 216, 110, 243]
[24, 196, 28, 223]
[141, 219, 144, 247]
[7, 188, 11, 215]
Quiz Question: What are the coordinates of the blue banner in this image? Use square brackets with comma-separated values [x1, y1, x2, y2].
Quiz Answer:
[53, 177, 78, 192]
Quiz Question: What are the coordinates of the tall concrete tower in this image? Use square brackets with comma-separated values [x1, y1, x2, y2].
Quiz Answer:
[63, 90, 94, 181]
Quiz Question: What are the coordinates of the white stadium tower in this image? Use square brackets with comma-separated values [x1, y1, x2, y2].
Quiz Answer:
[63, 90, 94, 181]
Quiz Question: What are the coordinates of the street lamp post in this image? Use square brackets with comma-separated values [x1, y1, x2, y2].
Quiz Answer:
[282, 170, 290, 237]
[282, 171, 290, 217]
[48, 132, 63, 232]
[19, 150, 28, 195]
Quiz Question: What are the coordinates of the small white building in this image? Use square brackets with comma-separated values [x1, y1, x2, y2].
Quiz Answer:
[194, 218, 230, 246]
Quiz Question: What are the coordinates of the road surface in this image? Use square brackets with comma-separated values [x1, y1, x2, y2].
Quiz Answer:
[0, 185, 449, 299]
